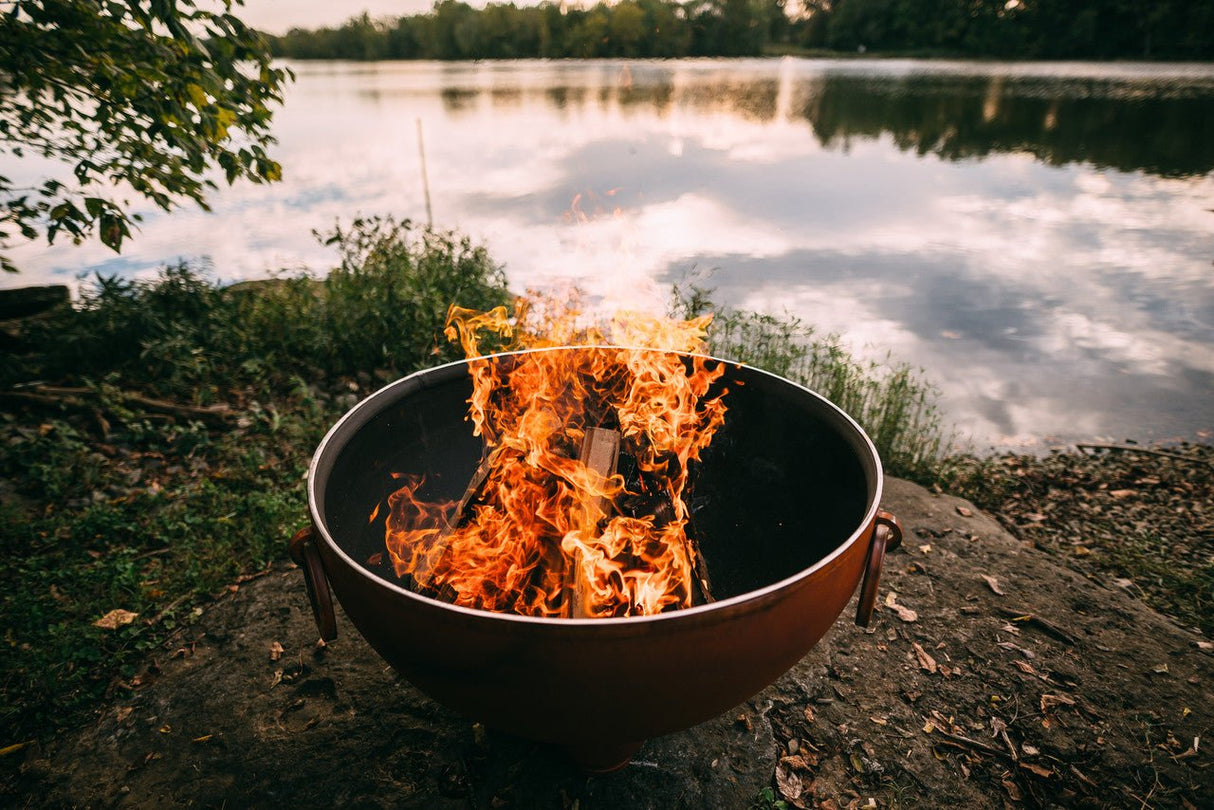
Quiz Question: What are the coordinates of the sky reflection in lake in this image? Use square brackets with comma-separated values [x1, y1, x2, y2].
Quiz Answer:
[4, 58, 1212, 449]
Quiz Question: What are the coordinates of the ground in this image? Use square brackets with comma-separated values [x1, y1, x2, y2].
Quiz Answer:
[4, 477, 1210, 808]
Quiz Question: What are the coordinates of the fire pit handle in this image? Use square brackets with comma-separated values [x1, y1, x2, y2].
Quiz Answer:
[288, 526, 338, 641]
[854, 510, 903, 627]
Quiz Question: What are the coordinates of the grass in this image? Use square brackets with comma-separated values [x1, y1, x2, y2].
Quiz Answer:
[672, 283, 953, 482]
[9, 216, 511, 403]
[1, 221, 952, 749]
[0, 415, 310, 739]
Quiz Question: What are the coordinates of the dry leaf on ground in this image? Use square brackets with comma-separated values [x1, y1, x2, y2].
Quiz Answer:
[981, 574, 1005, 595]
[1014, 660, 1039, 676]
[93, 609, 138, 630]
[883, 591, 918, 622]
[775, 762, 808, 808]
[912, 642, 938, 674]
[1040, 693, 1076, 712]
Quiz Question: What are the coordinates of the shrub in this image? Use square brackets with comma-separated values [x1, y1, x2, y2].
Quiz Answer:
[22, 218, 512, 400]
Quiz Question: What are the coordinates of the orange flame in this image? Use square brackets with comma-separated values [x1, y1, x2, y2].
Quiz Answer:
[563, 189, 627, 225]
[382, 295, 728, 618]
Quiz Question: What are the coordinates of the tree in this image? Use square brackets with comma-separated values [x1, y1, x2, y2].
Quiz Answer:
[0, 1, 291, 272]
[607, 0, 646, 56]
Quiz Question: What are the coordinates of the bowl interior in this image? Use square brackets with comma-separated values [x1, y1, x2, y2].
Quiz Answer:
[317, 351, 873, 602]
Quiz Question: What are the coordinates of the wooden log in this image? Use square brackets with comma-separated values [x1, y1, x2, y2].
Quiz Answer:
[684, 520, 716, 604]
[565, 427, 621, 618]
[615, 449, 715, 606]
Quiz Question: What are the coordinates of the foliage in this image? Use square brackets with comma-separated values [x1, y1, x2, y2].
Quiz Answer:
[268, 0, 784, 60]
[12, 217, 511, 401]
[672, 284, 953, 482]
[264, 0, 1214, 62]
[807, 0, 1213, 60]
[750, 786, 789, 809]
[0, 0, 291, 272]
[309, 216, 513, 373]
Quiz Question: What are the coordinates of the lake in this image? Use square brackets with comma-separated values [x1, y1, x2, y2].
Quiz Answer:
[4, 58, 1213, 450]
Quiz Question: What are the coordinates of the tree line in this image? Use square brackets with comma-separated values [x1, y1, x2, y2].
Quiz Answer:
[265, 0, 1213, 62]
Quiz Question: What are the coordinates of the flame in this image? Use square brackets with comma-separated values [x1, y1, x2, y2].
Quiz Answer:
[381, 295, 729, 618]
[563, 189, 627, 225]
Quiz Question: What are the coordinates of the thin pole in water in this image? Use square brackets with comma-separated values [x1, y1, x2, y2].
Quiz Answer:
[417, 118, 433, 229]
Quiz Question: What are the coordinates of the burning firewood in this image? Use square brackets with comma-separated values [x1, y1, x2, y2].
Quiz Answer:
[617, 451, 715, 605]
[404, 418, 714, 615]
[685, 513, 716, 605]
[564, 427, 621, 618]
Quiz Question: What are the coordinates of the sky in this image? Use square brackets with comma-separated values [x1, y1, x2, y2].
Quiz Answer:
[234, 1, 469, 35]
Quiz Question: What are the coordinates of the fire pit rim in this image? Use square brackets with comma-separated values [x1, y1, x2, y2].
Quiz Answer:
[306, 344, 885, 627]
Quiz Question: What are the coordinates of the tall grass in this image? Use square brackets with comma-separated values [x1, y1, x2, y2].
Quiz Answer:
[673, 284, 952, 481]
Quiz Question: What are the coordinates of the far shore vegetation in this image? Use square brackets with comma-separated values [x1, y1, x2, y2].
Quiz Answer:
[265, 1, 1213, 63]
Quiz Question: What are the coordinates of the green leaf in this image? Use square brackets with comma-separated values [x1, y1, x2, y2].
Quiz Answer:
[0, 0, 291, 271]
[185, 83, 208, 109]
[98, 212, 130, 252]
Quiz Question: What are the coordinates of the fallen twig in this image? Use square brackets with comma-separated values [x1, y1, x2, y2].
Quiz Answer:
[1, 385, 234, 427]
[998, 607, 1078, 646]
[930, 727, 1015, 761]
[145, 595, 190, 629]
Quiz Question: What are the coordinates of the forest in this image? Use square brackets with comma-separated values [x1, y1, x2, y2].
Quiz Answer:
[265, 0, 1214, 62]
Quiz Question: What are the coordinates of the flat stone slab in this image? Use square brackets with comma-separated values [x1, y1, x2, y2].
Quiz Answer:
[13, 477, 1213, 807]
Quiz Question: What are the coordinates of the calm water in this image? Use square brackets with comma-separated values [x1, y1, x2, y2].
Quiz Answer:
[5, 58, 1213, 449]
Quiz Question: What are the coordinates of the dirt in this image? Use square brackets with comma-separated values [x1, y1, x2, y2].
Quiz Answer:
[762, 477, 1211, 809]
[949, 442, 1214, 638]
[4, 476, 1211, 808]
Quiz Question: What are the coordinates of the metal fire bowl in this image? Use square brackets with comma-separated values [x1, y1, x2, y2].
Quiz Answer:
[290, 347, 901, 772]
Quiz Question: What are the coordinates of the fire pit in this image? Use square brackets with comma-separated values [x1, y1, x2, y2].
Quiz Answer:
[290, 347, 901, 772]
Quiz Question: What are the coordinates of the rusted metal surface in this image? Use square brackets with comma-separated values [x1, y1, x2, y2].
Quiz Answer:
[291, 348, 900, 771]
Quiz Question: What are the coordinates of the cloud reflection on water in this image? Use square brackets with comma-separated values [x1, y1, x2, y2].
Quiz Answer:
[3, 58, 1212, 448]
